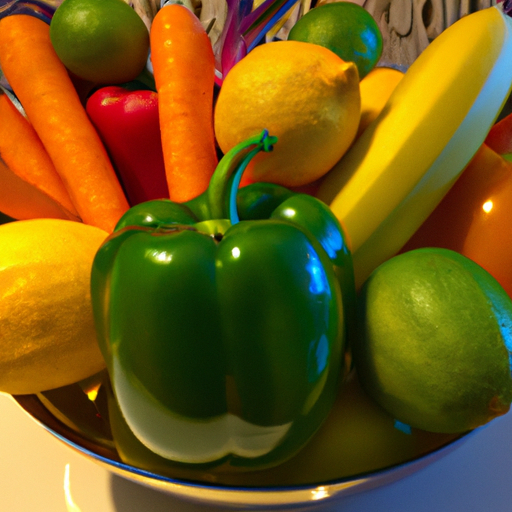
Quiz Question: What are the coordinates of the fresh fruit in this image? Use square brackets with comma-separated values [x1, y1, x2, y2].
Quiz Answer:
[357, 66, 404, 136]
[354, 248, 512, 433]
[402, 144, 512, 299]
[288, 2, 383, 79]
[0, 219, 108, 394]
[214, 40, 361, 188]
[316, 5, 512, 289]
[49, 0, 150, 84]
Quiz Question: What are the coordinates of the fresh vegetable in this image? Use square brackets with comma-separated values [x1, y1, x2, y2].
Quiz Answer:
[86, 86, 169, 206]
[117, 160, 357, 349]
[150, 4, 218, 203]
[0, 14, 130, 232]
[316, 5, 512, 289]
[106, 370, 455, 485]
[0, 157, 75, 220]
[90, 131, 351, 469]
[0, 92, 78, 219]
[485, 109, 512, 155]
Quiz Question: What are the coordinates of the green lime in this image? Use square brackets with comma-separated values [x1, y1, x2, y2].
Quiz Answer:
[288, 2, 383, 79]
[354, 248, 512, 433]
[50, 0, 150, 84]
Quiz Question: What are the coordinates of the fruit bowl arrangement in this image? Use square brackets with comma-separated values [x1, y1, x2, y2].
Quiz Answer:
[2, 0, 512, 508]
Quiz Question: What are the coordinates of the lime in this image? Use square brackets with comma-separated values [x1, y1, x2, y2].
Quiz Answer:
[288, 2, 383, 79]
[50, 0, 150, 84]
[354, 248, 512, 433]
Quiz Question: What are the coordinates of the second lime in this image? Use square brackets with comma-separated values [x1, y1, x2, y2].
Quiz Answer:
[288, 2, 383, 79]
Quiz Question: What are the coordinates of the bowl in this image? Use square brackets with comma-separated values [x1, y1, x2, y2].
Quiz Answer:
[12, 370, 470, 509]
[1, 0, 507, 508]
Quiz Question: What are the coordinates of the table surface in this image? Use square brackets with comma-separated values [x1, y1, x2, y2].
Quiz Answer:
[2, 391, 512, 512]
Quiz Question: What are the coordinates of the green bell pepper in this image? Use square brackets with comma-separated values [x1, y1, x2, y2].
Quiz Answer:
[91, 131, 354, 470]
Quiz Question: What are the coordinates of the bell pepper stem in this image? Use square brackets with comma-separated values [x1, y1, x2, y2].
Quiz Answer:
[207, 129, 277, 224]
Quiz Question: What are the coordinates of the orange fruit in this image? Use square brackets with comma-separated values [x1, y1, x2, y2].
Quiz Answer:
[357, 66, 404, 136]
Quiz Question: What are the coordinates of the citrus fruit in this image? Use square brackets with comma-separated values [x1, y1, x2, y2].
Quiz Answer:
[288, 2, 383, 79]
[0, 219, 108, 394]
[50, 0, 150, 84]
[354, 247, 512, 433]
[214, 41, 361, 187]
[357, 66, 404, 136]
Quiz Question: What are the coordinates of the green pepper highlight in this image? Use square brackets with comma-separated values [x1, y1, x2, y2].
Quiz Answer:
[91, 130, 354, 470]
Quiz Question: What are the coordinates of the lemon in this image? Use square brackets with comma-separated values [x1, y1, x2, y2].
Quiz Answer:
[50, 0, 149, 84]
[0, 219, 108, 394]
[214, 41, 361, 187]
[288, 2, 383, 79]
[354, 248, 512, 433]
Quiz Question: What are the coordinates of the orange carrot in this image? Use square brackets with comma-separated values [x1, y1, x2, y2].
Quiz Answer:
[0, 93, 79, 219]
[0, 157, 74, 220]
[0, 15, 129, 232]
[150, 5, 218, 203]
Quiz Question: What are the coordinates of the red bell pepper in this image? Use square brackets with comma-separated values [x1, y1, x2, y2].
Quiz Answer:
[86, 86, 169, 206]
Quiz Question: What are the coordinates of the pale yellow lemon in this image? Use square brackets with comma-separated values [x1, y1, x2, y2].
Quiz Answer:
[214, 41, 361, 187]
[0, 219, 108, 394]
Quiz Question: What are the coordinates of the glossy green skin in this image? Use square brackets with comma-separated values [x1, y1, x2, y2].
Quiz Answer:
[91, 185, 349, 469]
[115, 182, 355, 318]
[288, 2, 383, 80]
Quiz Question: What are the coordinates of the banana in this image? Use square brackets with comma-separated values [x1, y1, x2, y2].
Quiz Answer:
[316, 4, 512, 289]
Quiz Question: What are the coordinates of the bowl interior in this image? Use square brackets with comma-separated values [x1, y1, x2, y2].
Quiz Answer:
[12, 370, 469, 508]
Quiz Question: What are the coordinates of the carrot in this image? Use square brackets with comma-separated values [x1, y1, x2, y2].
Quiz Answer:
[150, 5, 218, 203]
[0, 15, 129, 232]
[0, 157, 74, 221]
[0, 93, 79, 219]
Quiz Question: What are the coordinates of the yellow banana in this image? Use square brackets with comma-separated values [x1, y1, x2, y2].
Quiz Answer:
[316, 5, 512, 288]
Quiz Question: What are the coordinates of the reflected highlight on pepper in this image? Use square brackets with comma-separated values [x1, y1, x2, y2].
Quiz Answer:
[91, 131, 352, 470]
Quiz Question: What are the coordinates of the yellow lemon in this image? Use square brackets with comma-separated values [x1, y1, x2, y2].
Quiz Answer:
[214, 41, 361, 187]
[0, 219, 108, 394]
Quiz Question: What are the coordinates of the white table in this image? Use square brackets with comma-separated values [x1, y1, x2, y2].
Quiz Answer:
[2, 391, 512, 512]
